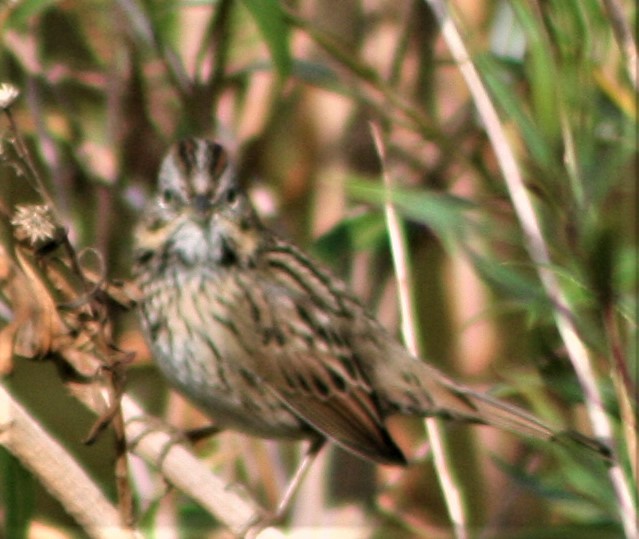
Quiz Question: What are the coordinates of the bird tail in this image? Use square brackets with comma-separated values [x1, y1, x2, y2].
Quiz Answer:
[442, 382, 556, 440]
[383, 358, 610, 458]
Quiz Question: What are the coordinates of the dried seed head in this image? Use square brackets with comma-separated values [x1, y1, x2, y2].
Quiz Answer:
[0, 83, 20, 109]
[11, 204, 60, 247]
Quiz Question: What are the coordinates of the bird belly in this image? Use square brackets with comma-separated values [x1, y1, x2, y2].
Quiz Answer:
[140, 271, 308, 440]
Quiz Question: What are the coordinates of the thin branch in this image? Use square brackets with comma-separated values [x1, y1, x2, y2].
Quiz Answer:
[120, 396, 269, 537]
[0, 381, 274, 537]
[421, 2, 636, 537]
[2, 108, 58, 221]
[0, 383, 136, 539]
[370, 123, 469, 539]
[4, 94, 137, 528]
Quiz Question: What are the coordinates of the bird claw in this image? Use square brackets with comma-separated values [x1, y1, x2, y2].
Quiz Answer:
[125, 414, 221, 472]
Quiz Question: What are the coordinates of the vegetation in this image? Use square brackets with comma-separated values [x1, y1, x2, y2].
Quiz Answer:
[0, 0, 635, 537]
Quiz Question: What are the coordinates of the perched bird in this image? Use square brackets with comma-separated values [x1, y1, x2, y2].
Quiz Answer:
[134, 137, 605, 480]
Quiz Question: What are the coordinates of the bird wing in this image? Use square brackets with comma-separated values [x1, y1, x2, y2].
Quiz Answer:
[228, 263, 406, 465]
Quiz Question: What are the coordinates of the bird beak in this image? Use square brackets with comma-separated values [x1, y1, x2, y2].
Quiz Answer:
[191, 195, 213, 220]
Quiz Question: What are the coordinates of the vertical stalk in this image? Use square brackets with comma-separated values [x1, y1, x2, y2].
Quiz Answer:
[422, 2, 637, 537]
[371, 124, 469, 539]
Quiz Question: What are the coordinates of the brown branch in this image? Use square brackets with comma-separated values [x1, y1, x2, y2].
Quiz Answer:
[2, 107, 59, 218]
[4, 100, 137, 526]
[121, 396, 266, 537]
[0, 383, 136, 539]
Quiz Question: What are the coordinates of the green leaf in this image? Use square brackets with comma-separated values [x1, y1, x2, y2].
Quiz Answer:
[291, 59, 342, 90]
[312, 211, 388, 263]
[2, 449, 35, 539]
[39, 8, 99, 69]
[477, 52, 556, 172]
[468, 252, 547, 307]
[142, 0, 181, 47]
[347, 179, 475, 244]
[511, 1, 561, 145]
[5, 0, 60, 30]
[240, 0, 291, 79]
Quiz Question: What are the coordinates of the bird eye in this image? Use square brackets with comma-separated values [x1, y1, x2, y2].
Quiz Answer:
[162, 189, 176, 205]
[225, 187, 238, 205]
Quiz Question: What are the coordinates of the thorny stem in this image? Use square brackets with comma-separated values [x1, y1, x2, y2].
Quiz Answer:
[3, 106, 96, 307]
[2, 108, 58, 217]
[2, 103, 136, 529]
[107, 364, 135, 527]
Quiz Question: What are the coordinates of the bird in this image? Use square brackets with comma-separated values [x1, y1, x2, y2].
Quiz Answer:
[133, 137, 606, 509]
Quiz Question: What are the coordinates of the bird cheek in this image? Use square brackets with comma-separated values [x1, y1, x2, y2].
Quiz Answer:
[211, 235, 238, 266]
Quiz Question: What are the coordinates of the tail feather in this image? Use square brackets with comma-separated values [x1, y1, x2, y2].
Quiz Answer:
[448, 385, 556, 441]
[384, 358, 610, 458]
[447, 386, 611, 457]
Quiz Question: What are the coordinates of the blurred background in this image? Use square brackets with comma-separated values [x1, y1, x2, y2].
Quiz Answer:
[0, 0, 636, 537]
